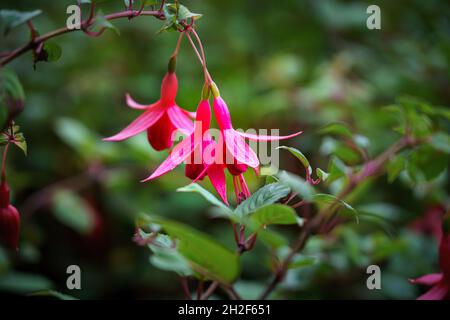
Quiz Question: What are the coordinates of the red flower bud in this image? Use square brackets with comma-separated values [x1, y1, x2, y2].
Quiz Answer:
[440, 213, 450, 282]
[0, 182, 20, 250]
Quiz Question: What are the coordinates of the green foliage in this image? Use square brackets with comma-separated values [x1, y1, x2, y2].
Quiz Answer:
[177, 183, 233, 216]
[160, 3, 202, 33]
[52, 190, 95, 234]
[278, 146, 311, 173]
[247, 204, 301, 229]
[0, 69, 25, 129]
[140, 215, 240, 284]
[0, 272, 53, 294]
[141, 232, 193, 277]
[234, 183, 290, 219]
[312, 193, 357, 221]
[31, 290, 78, 300]
[319, 122, 353, 139]
[93, 11, 120, 35]
[277, 171, 315, 201]
[0, 9, 42, 35]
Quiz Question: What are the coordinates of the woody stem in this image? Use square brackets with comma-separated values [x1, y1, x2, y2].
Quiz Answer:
[0, 10, 165, 67]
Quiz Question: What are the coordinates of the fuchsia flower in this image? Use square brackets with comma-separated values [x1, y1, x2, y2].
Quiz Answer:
[104, 58, 195, 151]
[210, 83, 302, 176]
[141, 98, 229, 204]
[410, 213, 450, 300]
[0, 181, 20, 250]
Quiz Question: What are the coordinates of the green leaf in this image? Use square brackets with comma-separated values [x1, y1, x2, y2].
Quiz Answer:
[147, 216, 240, 284]
[430, 132, 450, 154]
[316, 168, 329, 181]
[257, 229, 288, 249]
[143, 232, 193, 277]
[177, 183, 233, 215]
[289, 255, 317, 269]
[319, 122, 353, 139]
[54, 117, 98, 158]
[277, 171, 315, 201]
[12, 131, 27, 155]
[0, 272, 53, 294]
[320, 136, 361, 164]
[278, 146, 311, 174]
[407, 145, 448, 182]
[326, 156, 348, 184]
[42, 42, 62, 62]
[159, 3, 202, 33]
[234, 183, 290, 218]
[312, 193, 357, 221]
[357, 212, 396, 237]
[30, 290, 78, 300]
[334, 145, 362, 164]
[93, 11, 120, 36]
[0, 9, 42, 35]
[248, 204, 301, 229]
[387, 155, 407, 183]
[174, 4, 203, 21]
[0, 69, 25, 128]
[52, 190, 95, 234]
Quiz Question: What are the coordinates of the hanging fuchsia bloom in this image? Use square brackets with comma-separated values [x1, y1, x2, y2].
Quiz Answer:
[142, 98, 229, 204]
[210, 83, 302, 175]
[0, 181, 20, 250]
[410, 214, 450, 300]
[104, 58, 195, 151]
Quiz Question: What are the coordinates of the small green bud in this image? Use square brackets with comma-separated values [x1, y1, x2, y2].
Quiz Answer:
[210, 82, 220, 98]
[201, 83, 210, 100]
[168, 56, 177, 73]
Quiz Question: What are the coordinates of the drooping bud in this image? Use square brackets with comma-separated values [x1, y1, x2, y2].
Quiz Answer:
[439, 212, 450, 281]
[168, 56, 177, 74]
[0, 181, 20, 250]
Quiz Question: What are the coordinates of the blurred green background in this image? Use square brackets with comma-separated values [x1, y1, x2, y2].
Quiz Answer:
[0, 0, 449, 299]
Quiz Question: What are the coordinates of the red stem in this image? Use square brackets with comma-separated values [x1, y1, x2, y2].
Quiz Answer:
[1, 143, 10, 184]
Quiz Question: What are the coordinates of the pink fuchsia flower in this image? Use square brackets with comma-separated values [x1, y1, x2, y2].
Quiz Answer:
[0, 181, 20, 250]
[141, 99, 229, 205]
[210, 83, 302, 176]
[104, 58, 195, 151]
[410, 213, 450, 300]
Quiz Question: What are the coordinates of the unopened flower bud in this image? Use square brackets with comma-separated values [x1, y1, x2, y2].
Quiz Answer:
[0, 182, 20, 250]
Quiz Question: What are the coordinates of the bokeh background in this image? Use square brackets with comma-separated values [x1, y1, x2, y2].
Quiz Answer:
[0, 0, 449, 299]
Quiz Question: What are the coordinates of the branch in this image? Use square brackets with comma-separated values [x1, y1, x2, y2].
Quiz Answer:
[0, 9, 165, 67]
[259, 134, 418, 299]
